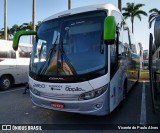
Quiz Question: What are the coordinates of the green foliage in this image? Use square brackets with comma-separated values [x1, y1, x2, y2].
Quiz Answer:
[0, 21, 41, 40]
[122, 3, 147, 33]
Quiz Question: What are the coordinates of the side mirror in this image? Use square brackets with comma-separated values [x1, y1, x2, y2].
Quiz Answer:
[13, 30, 37, 51]
[104, 16, 116, 45]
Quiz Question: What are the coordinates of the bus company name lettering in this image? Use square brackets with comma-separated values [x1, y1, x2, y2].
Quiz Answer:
[33, 83, 45, 88]
[65, 86, 85, 92]
[49, 85, 62, 91]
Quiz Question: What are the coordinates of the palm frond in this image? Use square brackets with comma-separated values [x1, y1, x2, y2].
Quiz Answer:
[134, 4, 145, 10]
[134, 10, 148, 16]
[123, 12, 130, 17]
[149, 8, 159, 13]
[136, 14, 141, 21]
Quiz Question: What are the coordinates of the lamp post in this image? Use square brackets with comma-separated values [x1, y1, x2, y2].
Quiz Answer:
[32, 0, 36, 31]
[118, 0, 122, 12]
[68, 0, 71, 10]
[4, 0, 7, 40]
[32, 0, 36, 44]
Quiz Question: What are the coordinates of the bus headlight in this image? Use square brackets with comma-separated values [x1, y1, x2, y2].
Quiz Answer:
[30, 86, 40, 96]
[79, 84, 108, 100]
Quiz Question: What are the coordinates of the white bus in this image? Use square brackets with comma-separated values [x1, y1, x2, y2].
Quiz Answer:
[13, 4, 140, 115]
[0, 40, 32, 90]
[149, 16, 160, 113]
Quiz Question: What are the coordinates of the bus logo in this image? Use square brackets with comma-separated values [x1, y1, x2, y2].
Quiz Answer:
[33, 84, 45, 88]
[65, 86, 85, 92]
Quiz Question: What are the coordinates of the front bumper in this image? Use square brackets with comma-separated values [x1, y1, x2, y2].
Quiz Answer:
[30, 88, 110, 116]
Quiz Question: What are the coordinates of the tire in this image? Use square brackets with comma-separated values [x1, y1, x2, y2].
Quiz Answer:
[0, 75, 13, 90]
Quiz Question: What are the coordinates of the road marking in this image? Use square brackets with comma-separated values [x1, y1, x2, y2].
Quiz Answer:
[0, 88, 22, 94]
[140, 81, 146, 125]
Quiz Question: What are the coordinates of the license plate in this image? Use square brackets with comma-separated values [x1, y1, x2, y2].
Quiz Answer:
[51, 102, 65, 109]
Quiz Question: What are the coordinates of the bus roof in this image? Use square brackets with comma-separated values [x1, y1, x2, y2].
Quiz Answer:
[44, 3, 120, 22]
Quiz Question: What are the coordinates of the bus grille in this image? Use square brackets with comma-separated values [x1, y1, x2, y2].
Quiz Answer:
[40, 92, 79, 101]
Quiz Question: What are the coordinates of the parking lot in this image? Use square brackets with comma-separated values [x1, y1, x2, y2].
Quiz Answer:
[0, 82, 160, 133]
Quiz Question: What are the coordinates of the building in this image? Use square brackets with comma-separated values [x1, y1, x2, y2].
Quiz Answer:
[138, 42, 143, 70]
[143, 49, 149, 69]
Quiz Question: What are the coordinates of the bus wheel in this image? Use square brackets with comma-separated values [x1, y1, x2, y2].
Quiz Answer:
[0, 75, 13, 90]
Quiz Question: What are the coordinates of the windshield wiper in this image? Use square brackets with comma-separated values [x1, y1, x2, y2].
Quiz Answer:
[59, 46, 78, 76]
[58, 43, 80, 82]
[38, 35, 59, 75]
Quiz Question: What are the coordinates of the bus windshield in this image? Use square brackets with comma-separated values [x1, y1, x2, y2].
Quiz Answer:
[30, 11, 107, 79]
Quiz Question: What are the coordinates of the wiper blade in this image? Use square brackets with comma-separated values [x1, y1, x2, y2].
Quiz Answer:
[59, 45, 80, 81]
[38, 46, 57, 75]
[60, 48, 78, 76]
[38, 36, 59, 75]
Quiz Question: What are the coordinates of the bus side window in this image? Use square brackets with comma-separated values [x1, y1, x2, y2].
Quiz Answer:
[110, 44, 117, 77]
[123, 23, 130, 57]
[110, 10, 123, 78]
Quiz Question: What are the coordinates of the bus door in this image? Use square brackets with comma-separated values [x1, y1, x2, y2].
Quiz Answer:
[109, 44, 124, 112]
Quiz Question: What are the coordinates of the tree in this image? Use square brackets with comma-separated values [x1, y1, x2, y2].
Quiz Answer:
[10, 24, 21, 35]
[19, 21, 41, 31]
[36, 21, 42, 31]
[0, 27, 14, 40]
[19, 22, 32, 31]
[0, 21, 41, 40]
[122, 3, 147, 33]
[0, 29, 4, 39]
[148, 8, 160, 28]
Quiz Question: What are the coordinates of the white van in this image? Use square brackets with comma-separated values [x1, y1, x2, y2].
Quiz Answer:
[0, 40, 32, 90]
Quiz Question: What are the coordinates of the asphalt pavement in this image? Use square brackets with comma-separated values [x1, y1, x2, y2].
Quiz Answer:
[0, 82, 159, 133]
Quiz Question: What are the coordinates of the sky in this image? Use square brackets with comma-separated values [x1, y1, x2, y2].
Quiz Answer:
[0, 0, 160, 50]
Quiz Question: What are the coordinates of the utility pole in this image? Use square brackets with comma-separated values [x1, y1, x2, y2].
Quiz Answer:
[118, 0, 122, 12]
[32, 0, 36, 44]
[68, 0, 71, 10]
[32, 0, 36, 31]
[4, 0, 7, 40]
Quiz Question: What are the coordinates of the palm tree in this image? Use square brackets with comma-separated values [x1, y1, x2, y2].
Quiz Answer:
[19, 21, 41, 31]
[20, 22, 32, 31]
[36, 21, 42, 31]
[0, 27, 14, 40]
[10, 24, 20, 34]
[122, 3, 147, 33]
[148, 8, 160, 28]
[118, 0, 122, 12]
[0, 29, 4, 39]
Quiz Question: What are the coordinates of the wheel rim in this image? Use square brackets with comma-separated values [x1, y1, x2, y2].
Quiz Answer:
[2, 79, 10, 89]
